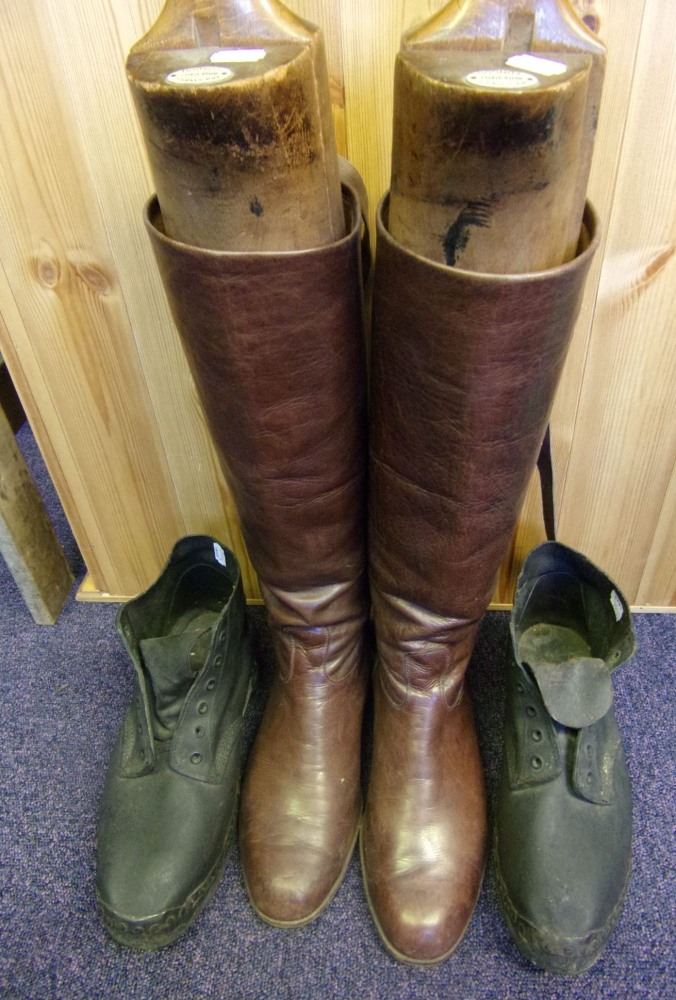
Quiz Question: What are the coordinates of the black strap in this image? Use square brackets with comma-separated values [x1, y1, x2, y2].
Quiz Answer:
[537, 425, 557, 542]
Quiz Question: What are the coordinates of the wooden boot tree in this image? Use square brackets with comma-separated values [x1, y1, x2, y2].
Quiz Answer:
[127, 0, 344, 250]
[388, 0, 605, 272]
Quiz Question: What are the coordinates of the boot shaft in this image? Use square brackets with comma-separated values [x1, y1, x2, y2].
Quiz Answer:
[370, 196, 599, 631]
[145, 183, 368, 610]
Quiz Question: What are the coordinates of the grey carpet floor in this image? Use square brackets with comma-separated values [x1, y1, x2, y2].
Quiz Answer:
[1, 425, 673, 999]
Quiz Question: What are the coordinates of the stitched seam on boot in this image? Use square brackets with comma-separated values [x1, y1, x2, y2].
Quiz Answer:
[325, 627, 366, 685]
[444, 677, 464, 711]
[278, 631, 295, 683]
[379, 659, 408, 708]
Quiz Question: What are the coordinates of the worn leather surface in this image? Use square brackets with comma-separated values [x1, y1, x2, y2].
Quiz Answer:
[362, 196, 600, 964]
[96, 536, 254, 949]
[146, 186, 369, 925]
[242, 588, 366, 924]
[361, 646, 486, 964]
[496, 541, 636, 975]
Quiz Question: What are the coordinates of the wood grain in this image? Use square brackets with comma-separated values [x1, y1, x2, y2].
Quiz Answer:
[499, 0, 666, 604]
[557, 0, 676, 606]
[0, 404, 73, 624]
[0, 0, 182, 595]
[0, 0, 672, 610]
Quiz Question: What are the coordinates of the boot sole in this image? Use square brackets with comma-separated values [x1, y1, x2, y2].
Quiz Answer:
[358, 832, 484, 966]
[98, 788, 243, 951]
[493, 830, 632, 975]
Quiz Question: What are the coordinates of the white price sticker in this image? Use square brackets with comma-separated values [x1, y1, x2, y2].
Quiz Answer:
[610, 590, 624, 622]
[210, 48, 267, 64]
[506, 54, 568, 78]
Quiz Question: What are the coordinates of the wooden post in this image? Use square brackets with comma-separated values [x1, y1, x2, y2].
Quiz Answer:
[126, 0, 344, 250]
[0, 357, 25, 434]
[0, 406, 73, 624]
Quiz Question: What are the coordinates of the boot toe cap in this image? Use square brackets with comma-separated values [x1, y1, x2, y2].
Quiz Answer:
[97, 849, 192, 922]
[495, 836, 632, 975]
[96, 838, 224, 949]
[496, 892, 622, 976]
[242, 839, 356, 926]
[361, 846, 482, 965]
[96, 770, 236, 948]
[372, 888, 475, 965]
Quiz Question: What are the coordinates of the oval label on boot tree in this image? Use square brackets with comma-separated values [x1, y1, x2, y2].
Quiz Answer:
[166, 66, 234, 86]
[465, 68, 539, 89]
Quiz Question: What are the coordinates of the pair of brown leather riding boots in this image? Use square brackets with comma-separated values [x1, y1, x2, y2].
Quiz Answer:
[134, 175, 603, 966]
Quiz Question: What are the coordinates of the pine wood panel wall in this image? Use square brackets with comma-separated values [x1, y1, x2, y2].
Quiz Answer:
[0, 1, 673, 609]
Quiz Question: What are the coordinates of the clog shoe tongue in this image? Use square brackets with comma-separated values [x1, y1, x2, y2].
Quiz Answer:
[529, 657, 613, 729]
[139, 611, 217, 737]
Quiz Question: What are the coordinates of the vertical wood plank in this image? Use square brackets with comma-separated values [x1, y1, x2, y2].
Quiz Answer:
[497, 0, 657, 603]
[291, 1, 349, 153]
[48, 0, 259, 597]
[0, 0, 187, 596]
[635, 463, 676, 609]
[557, 0, 676, 604]
[0, 265, 94, 573]
[338, 1, 444, 234]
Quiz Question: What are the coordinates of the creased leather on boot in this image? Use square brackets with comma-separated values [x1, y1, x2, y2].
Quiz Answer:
[363, 195, 600, 964]
[145, 184, 369, 926]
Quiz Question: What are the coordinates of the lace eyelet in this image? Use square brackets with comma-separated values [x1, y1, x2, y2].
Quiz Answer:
[531, 756, 543, 770]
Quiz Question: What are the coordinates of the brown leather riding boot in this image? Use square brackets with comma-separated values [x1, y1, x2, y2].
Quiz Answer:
[145, 183, 369, 926]
[361, 194, 600, 964]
